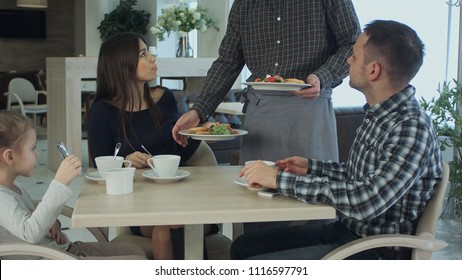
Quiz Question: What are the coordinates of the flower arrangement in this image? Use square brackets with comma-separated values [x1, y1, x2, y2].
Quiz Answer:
[150, 1, 219, 41]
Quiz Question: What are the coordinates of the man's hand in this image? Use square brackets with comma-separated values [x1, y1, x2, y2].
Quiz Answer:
[172, 110, 201, 147]
[276, 156, 309, 174]
[239, 161, 277, 189]
[290, 74, 321, 99]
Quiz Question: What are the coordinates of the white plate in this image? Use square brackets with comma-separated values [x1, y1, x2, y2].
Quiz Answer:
[142, 169, 191, 183]
[234, 177, 268, 191]
[85, 171, 105, 184]
[243, 82, 313, 91]
[179, 129, 248, 141]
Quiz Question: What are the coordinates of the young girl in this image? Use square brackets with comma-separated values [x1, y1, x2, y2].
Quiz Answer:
[0, 111, 146, 259]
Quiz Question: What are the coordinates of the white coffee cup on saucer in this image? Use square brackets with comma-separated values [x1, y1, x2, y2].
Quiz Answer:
[245, 160, 276, 168]
[104, 167, 135, 195]
[95, 156, 132, 179]
[147, 154, 181, 178]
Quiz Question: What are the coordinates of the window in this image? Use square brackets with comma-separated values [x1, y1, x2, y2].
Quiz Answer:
[156, 1, 459, 106]
[239, 1, 460, 107]
[333, 0, 460, 106]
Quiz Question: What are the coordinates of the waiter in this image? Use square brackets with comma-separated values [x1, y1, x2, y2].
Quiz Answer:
[173, 0, 360, 165]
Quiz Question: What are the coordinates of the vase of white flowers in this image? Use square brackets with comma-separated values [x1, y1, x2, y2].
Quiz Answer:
[176, 33, 194, 58]
[150, 0, 219, 57]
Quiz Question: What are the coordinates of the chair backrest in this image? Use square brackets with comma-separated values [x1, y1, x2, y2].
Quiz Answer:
[412, 161, 450, 259]
[36, 70, 46, 90]
[160, 77, 187, 91]
[334, 106, 366, 162]
[8, 78, 37, 104]
[321, 161, 450, 260]
[185, 141, 218, 166]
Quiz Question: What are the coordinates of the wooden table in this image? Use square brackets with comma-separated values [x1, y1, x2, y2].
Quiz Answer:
[72, 166, 336, 259]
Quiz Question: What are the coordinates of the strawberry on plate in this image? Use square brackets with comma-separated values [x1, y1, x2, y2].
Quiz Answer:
[255, 74, 285, 83]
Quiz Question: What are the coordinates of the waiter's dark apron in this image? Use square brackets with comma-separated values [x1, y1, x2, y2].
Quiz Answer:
[239, 88, 338, 164]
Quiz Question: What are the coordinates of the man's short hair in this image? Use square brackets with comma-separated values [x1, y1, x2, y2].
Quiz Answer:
[363, 20, 425, 85]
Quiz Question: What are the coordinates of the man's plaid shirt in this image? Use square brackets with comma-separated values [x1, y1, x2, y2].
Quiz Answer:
[277, 85, 443, 236]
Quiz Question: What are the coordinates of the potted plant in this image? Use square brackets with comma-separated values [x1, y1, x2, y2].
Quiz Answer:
[97, 0, 151, 41]
[420, 79, 462, 218]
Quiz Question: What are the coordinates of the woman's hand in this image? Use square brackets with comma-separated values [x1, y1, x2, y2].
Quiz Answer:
[49, 221, 67, 244]
[276, 156, 309, 175]
[125, 151, 151, 168]
[54, 155, 82, 186]
[239, 161, 277, 189]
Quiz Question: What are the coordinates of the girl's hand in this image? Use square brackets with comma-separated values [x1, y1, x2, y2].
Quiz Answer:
[49, 221, 67, 244]
[54, 155, 82, 186]
[125, 151, 150, 168]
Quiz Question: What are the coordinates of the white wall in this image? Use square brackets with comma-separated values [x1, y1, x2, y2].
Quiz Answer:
[80, 0, 157, 56]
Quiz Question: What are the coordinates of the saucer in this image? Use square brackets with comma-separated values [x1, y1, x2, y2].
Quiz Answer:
[142, 169, 191, 183]
[234, 177, 268, 191]
[244, 160, 276, 167]
[85, 171, 105, 184]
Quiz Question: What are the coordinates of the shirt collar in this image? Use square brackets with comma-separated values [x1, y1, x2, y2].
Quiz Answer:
[364, 85, 416, 119]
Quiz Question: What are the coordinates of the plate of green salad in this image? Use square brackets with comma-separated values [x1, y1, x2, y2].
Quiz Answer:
[179, 126, 248, 141]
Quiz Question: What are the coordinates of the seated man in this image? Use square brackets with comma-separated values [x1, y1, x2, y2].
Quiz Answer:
[231, 20, 443, 260]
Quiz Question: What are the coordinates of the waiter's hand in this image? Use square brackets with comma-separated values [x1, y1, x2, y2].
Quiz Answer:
[172, 110, 200, 147]
[290, 74, 321, 99]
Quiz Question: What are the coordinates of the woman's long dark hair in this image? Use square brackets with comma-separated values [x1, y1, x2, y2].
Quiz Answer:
[93, 32, 163, 150]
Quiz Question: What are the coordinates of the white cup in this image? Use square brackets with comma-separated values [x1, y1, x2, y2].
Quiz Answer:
[95, 156, 132, 179]
[245, 160, 276, 168]
[104, 167, 135, 195]
[147, 154, 181, 178]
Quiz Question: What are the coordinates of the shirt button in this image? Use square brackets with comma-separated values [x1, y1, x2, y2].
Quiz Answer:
[277, 17, 281, 21]
[275, 63, 279, 67]
[277, 40, 281, 44]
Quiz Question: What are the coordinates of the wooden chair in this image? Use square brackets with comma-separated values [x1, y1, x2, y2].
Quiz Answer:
[322, 162, 450, 260]
[0, 243, 78, 260]
[106, 141, 232, 259]
[0, 204, 107, 260]
[160, 77, 187, 91]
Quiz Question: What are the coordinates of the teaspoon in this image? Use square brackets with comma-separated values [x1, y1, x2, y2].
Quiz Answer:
[112, 142, 121, 160]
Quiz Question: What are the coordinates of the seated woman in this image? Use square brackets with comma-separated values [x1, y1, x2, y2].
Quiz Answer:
[87, 32, 216, 259]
